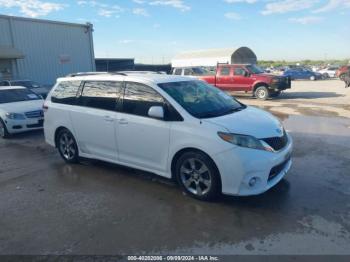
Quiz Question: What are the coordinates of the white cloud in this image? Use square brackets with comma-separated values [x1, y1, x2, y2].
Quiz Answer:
[133, 0, 146, 4]
[77, 1, 123, 18]
[118, 40, 135, 44]
[261, 0, 318, 15]
[149, 0, 190, 12]
[224, 12, 242, 20]
[313, 0, 350, 13]
[224, 0, 257, 3]
[0, 0, 65, 17]
[133, 8, 150, 16]
[289, 16, 323, 24]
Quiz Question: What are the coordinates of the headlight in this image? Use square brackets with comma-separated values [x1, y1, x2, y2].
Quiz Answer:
[6, 112, 26, 120]
[271, 78, 279, 83]
[218, 132, 274, 152]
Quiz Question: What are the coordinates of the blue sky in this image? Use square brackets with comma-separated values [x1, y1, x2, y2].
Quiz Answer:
[1, 0, 350, 63]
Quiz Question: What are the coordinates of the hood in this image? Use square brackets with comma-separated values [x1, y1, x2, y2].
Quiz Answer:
[203, 106, 283, 139]
[252, 73, 283, 80]
[0, 99, 44, 114]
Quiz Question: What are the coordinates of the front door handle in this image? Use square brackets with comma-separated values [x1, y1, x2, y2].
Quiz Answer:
[119, 119, 128, 125]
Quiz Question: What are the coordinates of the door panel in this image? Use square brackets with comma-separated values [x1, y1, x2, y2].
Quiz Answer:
[216, 67, 233, 90]
[116, 82, 171, 173]
[70, 81, 123, 161]
[117, 114, 170, 172]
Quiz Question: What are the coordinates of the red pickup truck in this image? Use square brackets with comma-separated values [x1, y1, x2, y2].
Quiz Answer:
[173, 64, 291, 100]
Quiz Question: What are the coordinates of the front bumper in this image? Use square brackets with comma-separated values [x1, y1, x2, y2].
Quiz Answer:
[5, 117, 44, 134]
[213, 133, 293, 196]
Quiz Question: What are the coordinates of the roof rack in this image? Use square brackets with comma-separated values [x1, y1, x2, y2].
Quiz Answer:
[116, 71, 165, 75]
[66, 72, 127, 77]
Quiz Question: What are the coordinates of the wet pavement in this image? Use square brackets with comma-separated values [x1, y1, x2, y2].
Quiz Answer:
[0, 80, 350, 255]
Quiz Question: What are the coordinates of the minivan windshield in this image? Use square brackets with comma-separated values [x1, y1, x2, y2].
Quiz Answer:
[0, 88, 41, 104]
[158, 80, 245, 118]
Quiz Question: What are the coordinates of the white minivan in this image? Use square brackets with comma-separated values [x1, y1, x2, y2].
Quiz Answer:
[44, 72, 293, 200]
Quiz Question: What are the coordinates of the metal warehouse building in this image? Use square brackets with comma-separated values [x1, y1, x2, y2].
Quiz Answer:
[172, 47, 257, 68]
[0, 15, 95, 85]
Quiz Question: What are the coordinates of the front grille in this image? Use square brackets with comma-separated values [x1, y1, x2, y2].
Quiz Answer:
[25, 110, 43, 118]
[268, 156, 291, 181]
[27, 120, 44, 128]
[262, 132, 288, 151]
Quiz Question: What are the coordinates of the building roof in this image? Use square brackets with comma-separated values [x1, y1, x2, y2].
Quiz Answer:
[172, 47, 257, 67]
[0, 46, 25, 59]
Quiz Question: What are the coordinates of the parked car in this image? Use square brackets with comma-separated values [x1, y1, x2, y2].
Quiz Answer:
[336, 66, 350, 81]
[192, 64, 291, 100]
[0, 86, 44, 138]
[0, 79, 51, 98]
[44, 72, 293, 201]
[317, 66, 339, 78]
[172, 67, 211, 77]
[283, 68, 322, 81]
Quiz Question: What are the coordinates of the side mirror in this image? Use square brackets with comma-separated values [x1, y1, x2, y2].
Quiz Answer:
[148, 106, 164, 119]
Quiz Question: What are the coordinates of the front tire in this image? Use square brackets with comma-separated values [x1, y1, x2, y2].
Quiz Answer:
[310, 76, 316, 81]
[254, 86, 270, 100]
[0, 118, 10, 139]
[270, 91, 281, 98]
[175, 151, 221, 201]
[57, 129, 79, 163]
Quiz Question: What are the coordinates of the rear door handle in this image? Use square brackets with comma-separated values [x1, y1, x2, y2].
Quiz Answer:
[104, 116, 114, 122]
[119, 119, 128, 125]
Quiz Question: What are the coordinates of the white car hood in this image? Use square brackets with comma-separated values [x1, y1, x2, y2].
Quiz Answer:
[0, 100, 44, 114]
[204, 106, 283, 139]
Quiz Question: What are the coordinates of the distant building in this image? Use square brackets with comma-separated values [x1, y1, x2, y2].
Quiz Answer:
[0, 15, 95, 85]
[172, 47, 257, 68]
[95, 58, 172, 74]
[95, 58, 135, 72]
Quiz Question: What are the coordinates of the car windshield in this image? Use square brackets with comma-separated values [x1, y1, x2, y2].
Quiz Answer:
[246, 65, 265, 74]
[0, 88, 41, 104]
[158, 80, 245, 119]
[11, 81, 40, 89]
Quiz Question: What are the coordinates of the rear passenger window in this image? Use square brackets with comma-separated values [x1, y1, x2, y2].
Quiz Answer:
[184, 69, 193, 76]
[123, 82, 164, 117]
[51, 81, 81, 105]
[174, 69, 182, 75]
[79, 81, 123, 111]
[220, 67, 230, 76]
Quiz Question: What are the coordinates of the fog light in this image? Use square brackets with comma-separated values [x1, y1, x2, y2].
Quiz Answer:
[249, 177, 257, 187]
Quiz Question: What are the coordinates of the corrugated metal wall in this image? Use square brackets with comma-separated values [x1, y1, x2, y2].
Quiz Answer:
[0, 15, 95, 85]
[0, 18, 12, 46]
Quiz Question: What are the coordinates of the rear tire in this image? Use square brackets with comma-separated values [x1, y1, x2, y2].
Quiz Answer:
[254, 86, 270, 100]
[57, 129, 79, 164]
[0, 118, 10, 139]
[175, 151, 221, 201]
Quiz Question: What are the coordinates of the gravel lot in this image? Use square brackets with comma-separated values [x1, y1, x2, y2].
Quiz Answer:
[0, 80, 349, 255]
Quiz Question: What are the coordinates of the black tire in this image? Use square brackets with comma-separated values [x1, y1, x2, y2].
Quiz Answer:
[56, 129, 79, 164]
[175, 151, 221, 201]
[0, 118, 10, 139]
[270, 91, 281, 98]
[254, 86, 270, 100]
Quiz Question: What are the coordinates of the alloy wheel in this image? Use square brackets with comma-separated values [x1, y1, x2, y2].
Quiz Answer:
[180, 158, 212, 196]
[59, 132, 76, 161]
